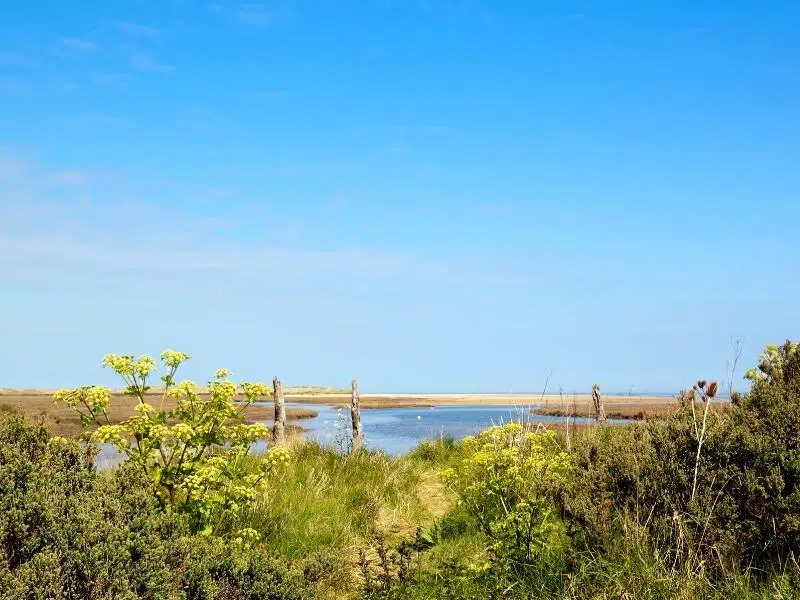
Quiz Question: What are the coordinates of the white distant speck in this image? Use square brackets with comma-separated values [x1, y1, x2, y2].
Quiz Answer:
[417, 415, 421, 420]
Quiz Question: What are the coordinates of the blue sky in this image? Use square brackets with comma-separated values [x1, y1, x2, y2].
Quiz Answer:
[1, 0, 798, 393]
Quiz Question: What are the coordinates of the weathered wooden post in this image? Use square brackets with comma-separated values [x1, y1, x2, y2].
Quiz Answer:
[350, 379, 364, 452]
[591, 383, 607, 424]
[272, 376, 286, 443]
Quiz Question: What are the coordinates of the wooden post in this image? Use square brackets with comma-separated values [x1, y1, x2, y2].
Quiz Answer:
[592, 384, 607, 424]
[272, 376, 286, 443]
[350, 379, 364, 452]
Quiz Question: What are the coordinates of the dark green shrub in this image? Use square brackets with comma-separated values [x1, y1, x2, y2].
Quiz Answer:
[437, 509, 474, 540]
[0, 415, 179, 598]
[568, 341, 800, 575]
[564, 423, 655, 543]
[0, 415, 327, 599]
[176, 538, 325, 600]
[642, 343, 800, 569]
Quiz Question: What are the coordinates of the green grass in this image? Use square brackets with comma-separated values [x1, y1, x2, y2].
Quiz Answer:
[239, 441, 450, 558]
[4, 407, 798, 599]
[406, 434, 464, 467]
[227, 432, 800, 600]
[230, 440, 469, 598]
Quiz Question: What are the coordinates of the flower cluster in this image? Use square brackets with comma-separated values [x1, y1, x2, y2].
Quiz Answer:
[264, 445, 291, 470]
[53, 386, 112, 427]
[225, 423, 271, 447]
[53, 385, 111, 412]
[745, 342, 800, 383]
[442, 423, 572, 567]
[91, 424, 130, 449]
[240, 382, 271, 402]
[102, 354, 156, 378]
[160, 349, 190, 369]
[233, 527, 261, 545]
[52, 348, 289, 539]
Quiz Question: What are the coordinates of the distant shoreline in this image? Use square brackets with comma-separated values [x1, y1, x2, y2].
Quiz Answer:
[285, 392, 678, 405]
[0, 388, 728, 436]
[0, 389, 681, 407]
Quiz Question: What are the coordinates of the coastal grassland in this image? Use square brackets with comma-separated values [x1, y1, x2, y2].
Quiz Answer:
[232, 440, 459, 597]
[2, 411, 798, 598]
[2, 342, 800, 599]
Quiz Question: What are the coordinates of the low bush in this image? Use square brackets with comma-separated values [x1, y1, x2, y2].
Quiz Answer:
[567, 341, 800, 578]
[0, 415, 329, 599]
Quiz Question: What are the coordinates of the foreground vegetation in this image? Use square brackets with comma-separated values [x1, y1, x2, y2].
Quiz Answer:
[1, 342, 799, 598]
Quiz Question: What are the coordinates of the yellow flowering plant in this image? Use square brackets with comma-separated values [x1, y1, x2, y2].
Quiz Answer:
[441, 423, 573, 579]
[53, 349, 289, 537]
[744, 341, 800, 383]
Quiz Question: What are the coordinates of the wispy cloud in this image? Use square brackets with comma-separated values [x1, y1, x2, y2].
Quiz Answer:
[65, 114, 130, 127]
[50, 170, 90, 185]
[391, 124, 450, 134]
[0, 51, 41, 67]
[423, 125, 449, 134]
[266, 164, 299, 175]
[130, 52, 175, 73]
[231, 3, 295, 26]
[1, 200, 433, 284]
[60, 37, 97, 52]
[92, 72, 129, 87]
[2, 206, 530, 292]
[0, 153, 30, 183]
[0, 76, 29, 96]
[200, 186, 237, 199]
[115, 21, 161, 37]
[386, 144, 409, 155]
[480, 204, 515, 214]
[52, 79, 77, 95]
[1, 154, 536, 293]
[255, 89, 287, 98]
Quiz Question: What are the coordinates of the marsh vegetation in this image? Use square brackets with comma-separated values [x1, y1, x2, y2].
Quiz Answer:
[1, 342, 799, 598]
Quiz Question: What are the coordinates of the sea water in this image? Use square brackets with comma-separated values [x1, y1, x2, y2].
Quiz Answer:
[94, 402, 626, 468]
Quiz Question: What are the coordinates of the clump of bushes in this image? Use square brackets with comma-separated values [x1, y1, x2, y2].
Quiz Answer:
[0, 415, 329, 599]
[570, 341, 800, 575]
[362, 341, 800, 598]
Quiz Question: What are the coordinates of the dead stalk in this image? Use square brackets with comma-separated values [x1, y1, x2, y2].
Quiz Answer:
[726, 337, 744, 399]
[690, 380, 718, 503]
